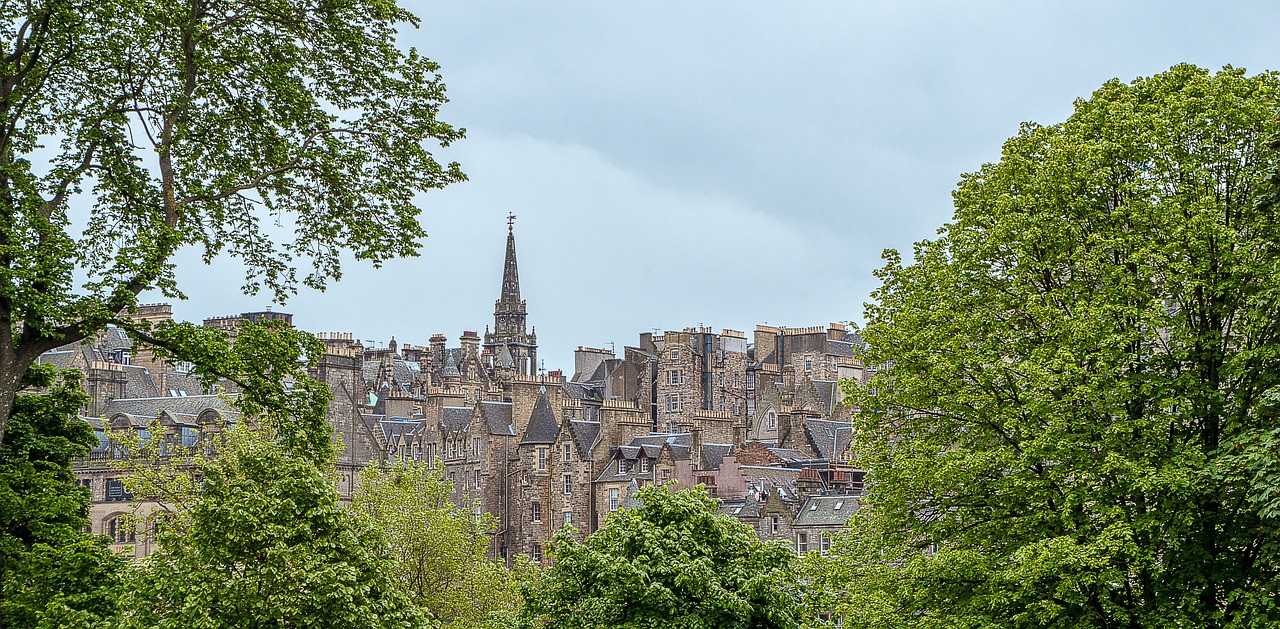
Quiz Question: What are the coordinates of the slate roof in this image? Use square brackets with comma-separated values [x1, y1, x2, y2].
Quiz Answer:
[621, 478, 644, 510]
[494, 345, 515, 369]
[567, 420, 601, 460]
[380, 417, 428, 444]
[442, 352, 461, 378]
[700, 443, 734, 470]
[825, 339, 855, 358]
[36, 350, 75, 369]
[441, 406, 471, 434]
[793, 495, 859, 527]
[363, 358, 420, 385]
[99, 394, 239, 424]
[811, 380, 838, 411]
[123, 366, 160, 399]
[99, 327, 134, 352]
[562, 381, 602, 402]
[162, 371, 207, 397]
[520, 388, 559, 444]
[478, 401, 515, 436]
[805, 419, 852, 462]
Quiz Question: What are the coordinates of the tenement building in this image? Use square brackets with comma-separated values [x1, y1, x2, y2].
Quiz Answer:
[60, 219, 867, 561]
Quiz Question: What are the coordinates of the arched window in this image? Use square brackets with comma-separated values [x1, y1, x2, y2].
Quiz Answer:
[105, 515, 136, 544]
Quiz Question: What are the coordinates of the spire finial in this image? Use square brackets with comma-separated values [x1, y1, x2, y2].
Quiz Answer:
[507, 212, 516, 232]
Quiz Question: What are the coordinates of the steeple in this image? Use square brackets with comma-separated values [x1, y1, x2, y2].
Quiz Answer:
[485, 215, 537, 375]
[500, 213, 521, 307]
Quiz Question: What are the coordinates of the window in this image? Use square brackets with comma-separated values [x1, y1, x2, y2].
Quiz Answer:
[619, 459, 630, 474]
[76, 478, 93, 492]
[532, 543, 543, 563]
[537, 446, 548, 472]
[106, 478, 132, 502]
[804, 355, 813, 373]
[639, 457, 650, 473]
[746, 372, 755, 389]
[770, 516, 779, 535]
[563, 443, 572, 461]
[564, 511, 572, 525]
[717, 373, 723, 387]
[768, 411, 777, 429]
[665, 370, 683, 385]
[473, 438, 481, 457]
[106, 516, 136, 544]
[180, 426, 199, 448]
[821, 533, 832, 554]
[797, 532, 809, 554]
[413, 443, 422, 460]
[719, 396, 725, 411]
[563, 474, 573, 495]
[734, 373, 740, 388]
[609, 488, 620, 511]
[531, 501, 541, 522]
[475, 470, 482, 489]
[665, 394, 680, 413]
[670, 348, 680, 361]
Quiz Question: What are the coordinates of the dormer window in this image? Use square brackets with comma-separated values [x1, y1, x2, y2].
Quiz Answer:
[639, 457, 650, 473]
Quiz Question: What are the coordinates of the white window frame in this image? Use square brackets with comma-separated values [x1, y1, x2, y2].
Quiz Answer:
[531, 501, 541, 522]
[609, 488, 620, 511]
[537, 446, 548, 472]
[563, 474, 572, 495]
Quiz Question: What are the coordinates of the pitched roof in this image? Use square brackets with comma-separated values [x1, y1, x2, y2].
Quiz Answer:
[568, 420, 601, 460]
[36, 350, 75, 369]
[495, 345, 515, 369]
[479, 401, 515, 436]
[811, 380, 838, 411]
[700, 443, 733, 470]
[805, 419, 852, 462]
[441, 406, 471, 434]
[442, 352, 461, 378]
[825, 339, 855, 358]
[520, 387, 559, 444]
[793, 495, 860, 527]
[99, 394, 239, 423]
[123, 365, 160, 398]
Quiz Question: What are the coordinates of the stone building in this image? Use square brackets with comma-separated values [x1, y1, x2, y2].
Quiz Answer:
[60, 218, 868, 563]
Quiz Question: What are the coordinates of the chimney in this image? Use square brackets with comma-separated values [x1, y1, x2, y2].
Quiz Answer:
[690, 426, 703, 470]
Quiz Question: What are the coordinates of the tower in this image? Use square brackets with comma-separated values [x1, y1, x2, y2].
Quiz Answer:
[484, 214, 538, 375]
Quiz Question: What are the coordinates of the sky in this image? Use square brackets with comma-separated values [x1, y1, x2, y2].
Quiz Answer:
[153, 1, 1280, 373]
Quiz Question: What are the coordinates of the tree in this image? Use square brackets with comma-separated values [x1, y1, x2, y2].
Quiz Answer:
[523, 484, 814, 629]
[0, 0, 464, 443]
[118, 430, 429, 629]
[350, 461, 532, 629]
[0, 364, 123, 628]
[837, 65, 1280, 628]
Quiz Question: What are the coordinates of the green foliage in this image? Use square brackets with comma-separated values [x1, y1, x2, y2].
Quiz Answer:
[351, 461, 532, 629]
[0, 0, 463, 444]
[0, 364, 124, 628]
[838, 64, 1280, 628]
[119, 431, 429, 629]
[523, 484, 813, 629]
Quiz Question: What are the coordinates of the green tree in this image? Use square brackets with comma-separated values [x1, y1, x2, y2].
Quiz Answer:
[118, 430, 428, 629]
[837, 65, 1280, 628]
[0, 0, 464, 443]
[523, 484, 813, 629]
[0, 364, 123, 628]
[350, 461, 531, 629]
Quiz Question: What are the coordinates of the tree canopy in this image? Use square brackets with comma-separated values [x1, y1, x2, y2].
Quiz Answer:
[350, 461, 531, 629]
[0, 364, 123, 628]
[118, 431, 428, 629]
[0, 0, 463, 443]
[836, 64, 1280, 628]
[523, 484, 814, 629]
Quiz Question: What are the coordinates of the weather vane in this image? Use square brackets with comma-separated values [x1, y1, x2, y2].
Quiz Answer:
[507, 212, 517, 232]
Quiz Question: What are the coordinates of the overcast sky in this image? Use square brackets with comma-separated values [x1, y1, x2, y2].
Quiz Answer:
[154, 1, 1280, 373]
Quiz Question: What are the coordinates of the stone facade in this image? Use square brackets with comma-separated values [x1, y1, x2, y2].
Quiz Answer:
[62, 220, 868, 563]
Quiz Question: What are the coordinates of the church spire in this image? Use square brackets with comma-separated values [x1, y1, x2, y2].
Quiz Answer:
[500, 213, 521, 307]
[486, 215, 536, 374]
